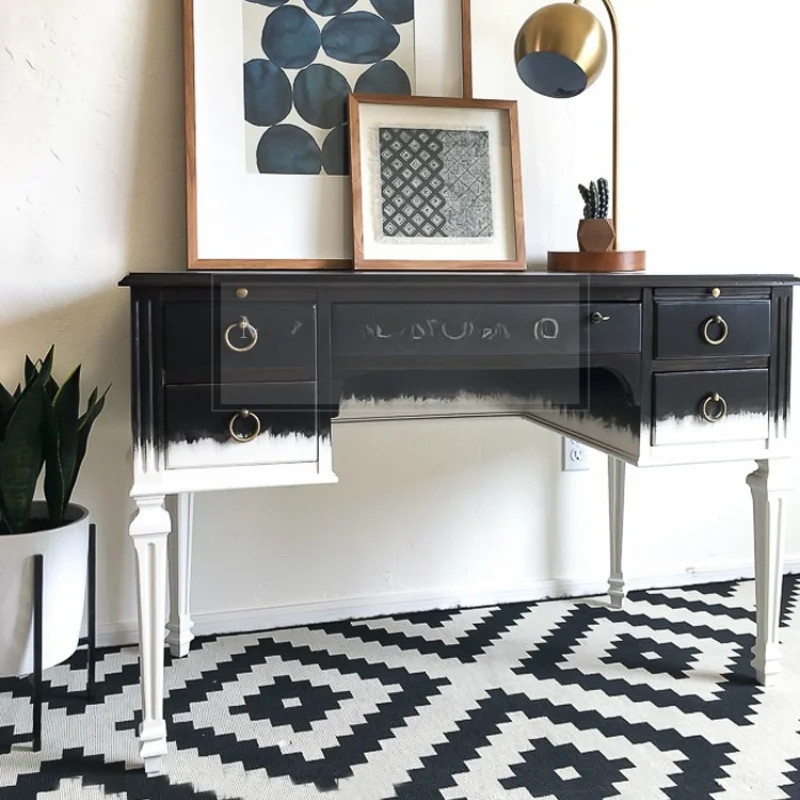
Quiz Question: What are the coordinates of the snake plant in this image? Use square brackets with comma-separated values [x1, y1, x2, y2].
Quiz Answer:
[0, 346, 109, 535]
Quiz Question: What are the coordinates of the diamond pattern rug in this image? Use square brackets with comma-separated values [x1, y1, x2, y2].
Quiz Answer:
[3, 576, 800, 798]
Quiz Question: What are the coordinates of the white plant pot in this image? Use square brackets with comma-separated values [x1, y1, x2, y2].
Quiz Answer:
[0, 502, 90, 678]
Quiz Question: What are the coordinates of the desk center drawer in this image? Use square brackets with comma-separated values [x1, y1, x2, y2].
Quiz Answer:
[333, 303, 640, 357]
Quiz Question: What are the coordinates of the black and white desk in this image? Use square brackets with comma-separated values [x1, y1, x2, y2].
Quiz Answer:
[121, 271, 796, 774]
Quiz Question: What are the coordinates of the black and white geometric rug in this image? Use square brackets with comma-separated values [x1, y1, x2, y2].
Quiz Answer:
[3, 576, 800, 799]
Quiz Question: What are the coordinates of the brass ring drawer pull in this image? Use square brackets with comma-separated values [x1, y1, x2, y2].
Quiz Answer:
[590, 311, 611, 324]
[701, 392, 728, 423]
[702, 315, 729, 346]
[224, 316, 258, 353]
[229, 409, 261, 443]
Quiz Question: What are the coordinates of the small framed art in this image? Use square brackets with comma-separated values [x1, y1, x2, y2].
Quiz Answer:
[348, 94, 526, 271]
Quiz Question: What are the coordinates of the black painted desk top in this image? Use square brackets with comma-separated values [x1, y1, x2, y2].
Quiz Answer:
[121, 271, 799, 288]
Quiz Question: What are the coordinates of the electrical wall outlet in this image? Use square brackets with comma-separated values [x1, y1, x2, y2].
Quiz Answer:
[562, 437, 590, 471]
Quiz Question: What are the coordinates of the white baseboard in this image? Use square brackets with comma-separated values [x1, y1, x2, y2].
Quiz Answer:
[94, 557, 800, 648]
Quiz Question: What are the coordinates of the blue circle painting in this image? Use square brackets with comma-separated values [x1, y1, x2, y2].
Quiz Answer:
[294, 64, 351, 130]
[369, 0, 414, 25]
[246, 0, 290, 6]
[321, 125, 349, 175]
[321, 12, 399, 64]
[354, 60, 410, 95]
[257, 125, 322, 174]
[303, 0, 358, 15]
[262, 6, 321, 69]
[243, 60, 292, 127]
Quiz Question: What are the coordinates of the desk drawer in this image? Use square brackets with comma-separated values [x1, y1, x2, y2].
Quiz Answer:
[163, 302, 317, 383]
[655, 301, 771, 358]
[333, 303, 641, 357]
[652, 369, 769, 445]
[164, 382, 318, 469]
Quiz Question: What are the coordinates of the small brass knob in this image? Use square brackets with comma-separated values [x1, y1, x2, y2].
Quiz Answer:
[236, 288, 249, 299]
[711, 288, 721, 298]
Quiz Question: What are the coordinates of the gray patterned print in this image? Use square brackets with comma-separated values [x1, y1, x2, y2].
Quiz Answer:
[439, 129, 493, 238]
[379, 127, 493, 239]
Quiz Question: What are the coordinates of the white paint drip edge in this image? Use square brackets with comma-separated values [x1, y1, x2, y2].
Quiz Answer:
[93, 557, 800, 648]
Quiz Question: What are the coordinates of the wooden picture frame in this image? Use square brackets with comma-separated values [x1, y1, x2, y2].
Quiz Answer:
[460, 0, 473, 99]
[183, 0, 472, 271]
[348, 94, 526, 271]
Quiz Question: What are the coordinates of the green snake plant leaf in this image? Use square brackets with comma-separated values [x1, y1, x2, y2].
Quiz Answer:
[24, 347, 54, 388]
[42, 397, 64, 525]
[68, 384, 110, 501]
[45, 375, 60, 403]
[0, 381, 13, 414]
[45, 367, 81, 524]
[24, 356, 37, 388]
[44, 366, 82, 524]
[78, 387, 98, 426]
[40, 345, 54, 382]
[41, 347, 59, 401]
[0, 378, 45, 533]
[0, 381, 15, 438]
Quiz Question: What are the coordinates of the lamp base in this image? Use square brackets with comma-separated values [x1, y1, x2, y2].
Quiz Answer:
[547, 250, 646, 273]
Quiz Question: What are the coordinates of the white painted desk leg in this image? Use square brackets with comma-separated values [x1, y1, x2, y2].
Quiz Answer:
[166, 492, 194, 658]
[608, 456, 626, 609]
[129, 494, 171, 774]
[747, 459, 793, 686]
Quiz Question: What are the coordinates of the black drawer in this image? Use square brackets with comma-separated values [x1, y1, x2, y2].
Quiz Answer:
[163, 302, 317, 383]
[164, 382, 318, 469]
[655, 301, 771, 358]
[332, 303, 641, 357]
[652, 369, 769, 445]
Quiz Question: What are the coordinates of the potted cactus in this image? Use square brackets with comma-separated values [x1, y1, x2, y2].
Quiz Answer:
[577, 177, 616, 252]
[0, 346, 108, 677]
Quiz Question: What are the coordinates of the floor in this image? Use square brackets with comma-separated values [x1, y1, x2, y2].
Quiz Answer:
[3, 576, 800, 799]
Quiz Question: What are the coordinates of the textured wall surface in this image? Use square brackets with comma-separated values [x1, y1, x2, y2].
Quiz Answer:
[1, 0, 798, 642]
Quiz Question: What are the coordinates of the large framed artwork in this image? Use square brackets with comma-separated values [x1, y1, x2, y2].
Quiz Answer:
[349, 94, 526, 270]
[184, 0, 468, 270]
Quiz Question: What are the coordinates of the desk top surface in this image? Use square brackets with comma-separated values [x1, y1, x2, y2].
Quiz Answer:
[120, 271, 800, 289]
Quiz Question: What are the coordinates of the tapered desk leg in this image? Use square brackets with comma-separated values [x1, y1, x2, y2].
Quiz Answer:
[747, 459, 793, 686]
[608, 456, 626, 609]
[129, 494, 171, 774]
[166, 492, 194, 659]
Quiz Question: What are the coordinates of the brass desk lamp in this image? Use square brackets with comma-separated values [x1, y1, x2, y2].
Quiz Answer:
[515, 0, 645, 272]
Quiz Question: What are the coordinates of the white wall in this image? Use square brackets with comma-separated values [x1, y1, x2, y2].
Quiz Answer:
[1, 0, 799, 644]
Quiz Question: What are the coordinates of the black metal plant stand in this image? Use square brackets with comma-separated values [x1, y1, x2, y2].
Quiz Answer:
[23, 522, 97, 752]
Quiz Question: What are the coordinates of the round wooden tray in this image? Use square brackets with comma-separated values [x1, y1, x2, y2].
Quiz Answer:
[547, 250, 646, 273]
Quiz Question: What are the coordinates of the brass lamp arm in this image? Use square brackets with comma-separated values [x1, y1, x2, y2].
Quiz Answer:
[575, 0, 619, 247]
